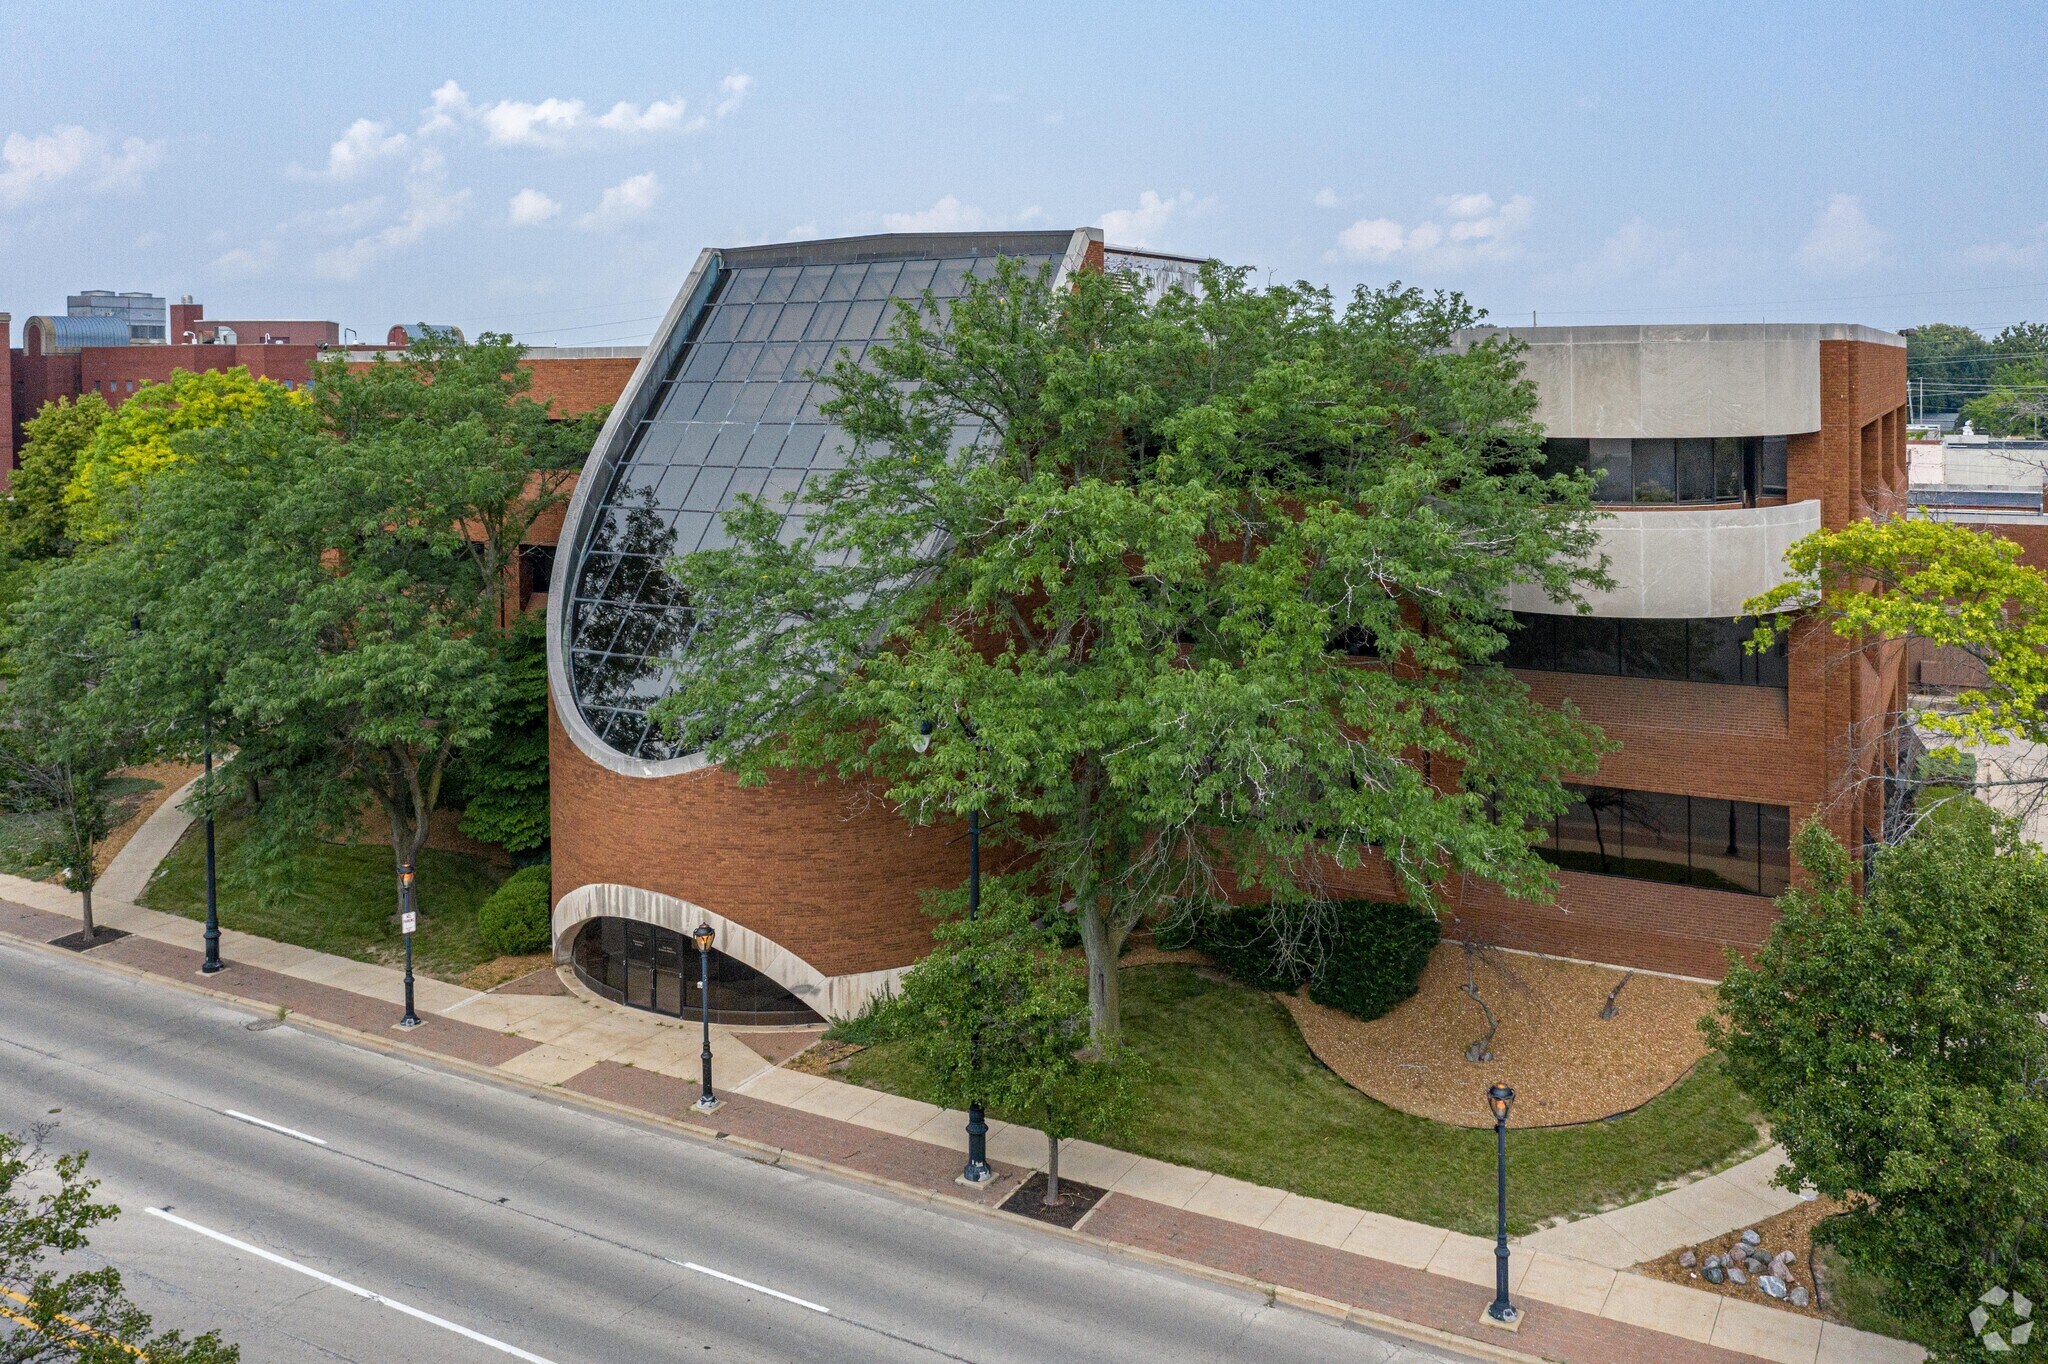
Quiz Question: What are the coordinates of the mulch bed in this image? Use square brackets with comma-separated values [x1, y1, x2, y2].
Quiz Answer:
[731, 1027, 826, 1067]
[1279, 942, 1717, 1127]
[1637, 1194, 1847, 1320]
[48, 927, 132, 952]
[1000, 1171, 1108, 1229]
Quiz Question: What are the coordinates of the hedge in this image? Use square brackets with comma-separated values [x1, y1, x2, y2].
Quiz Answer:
[477, 863, 553, 956]
[1156, 899, 1439, 1021]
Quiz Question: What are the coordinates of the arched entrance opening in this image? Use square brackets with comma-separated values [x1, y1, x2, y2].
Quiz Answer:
[570, 917, 824, 1026]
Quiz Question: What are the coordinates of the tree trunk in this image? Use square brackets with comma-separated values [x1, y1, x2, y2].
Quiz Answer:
[1044, 1132, 1061, 1207]
[1078, 898, 1121, 1043]
[79, 880, 95, 945]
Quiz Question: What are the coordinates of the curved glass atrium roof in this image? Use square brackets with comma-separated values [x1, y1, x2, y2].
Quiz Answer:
[563, 231, 1079, 760]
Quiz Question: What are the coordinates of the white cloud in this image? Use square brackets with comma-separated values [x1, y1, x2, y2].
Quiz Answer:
[0, 125, 163, 206]
[1312, 187, 1340, 209]
[714, 73, 751, 120]
[1796, 193, 1887, 277]
[578, 171, 659, 230]
[883, 194, 991, 233]
[508, 187, 561, 226]
[315, 152, 470, 279]
[1963, 222, 2048, 271]
[1100, 189, 1196, 248]
[211, 240, 278, 278]
[413, 77, 745, 148]
[786, 221, 822, 241]
[1333, 191, 1532, 266]
[297, 118, 408, 180]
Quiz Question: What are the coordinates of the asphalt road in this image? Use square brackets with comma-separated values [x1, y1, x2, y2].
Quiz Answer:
[0, 939, 1484, 1364]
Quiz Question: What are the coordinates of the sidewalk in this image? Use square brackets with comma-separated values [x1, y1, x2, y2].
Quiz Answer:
[0, 872, 1921, 1364]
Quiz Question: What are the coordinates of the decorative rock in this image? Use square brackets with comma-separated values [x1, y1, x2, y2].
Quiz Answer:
[1703, 1254, 1721, 1269]
[1789, 1287, 1810, 1308]
[1746, 1257, 1768, 1276]
[1703, 1263, 1726, 1285]
[1740, 1229, 1761, 1247]
[1728, 1266, 1748, 1285]
[1759, 1275, 1789, 1300]
[1678, 1250, 1696, 1268]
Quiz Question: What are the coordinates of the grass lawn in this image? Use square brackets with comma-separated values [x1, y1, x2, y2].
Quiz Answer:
[0, 775, 161, 877]
[143, 817, 508, 981]
[845, 963, 1763, 1236]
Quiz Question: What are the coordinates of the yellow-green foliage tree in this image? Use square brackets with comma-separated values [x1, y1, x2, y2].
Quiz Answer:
[4, 393, 108, 559]
[1746, 518, 2048, 755]
[65, 368, 307, 542]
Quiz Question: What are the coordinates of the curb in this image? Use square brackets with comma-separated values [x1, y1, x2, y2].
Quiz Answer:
[15, 929, 1552, 1364]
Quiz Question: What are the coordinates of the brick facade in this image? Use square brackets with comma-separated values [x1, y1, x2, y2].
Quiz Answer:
[548, 286, 1910, 990]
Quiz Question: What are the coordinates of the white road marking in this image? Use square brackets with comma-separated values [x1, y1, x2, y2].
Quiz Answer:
[145, 1208, 558, 1363]
[223, 1110, 328, 1146]
[672, 1259, 832, 1314]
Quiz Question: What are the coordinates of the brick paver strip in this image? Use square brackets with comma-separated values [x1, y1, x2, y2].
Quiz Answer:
[0, 899, 83, 942]
[1084, 1194, 1767, 1364]
[564, 1061, 1024, 1207]
[59, 930, 539, 1067]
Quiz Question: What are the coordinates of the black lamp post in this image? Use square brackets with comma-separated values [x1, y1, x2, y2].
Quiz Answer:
[199, 710, 222, 974]
[917, 717, 993, 1186]
[693, 922, 718, 1111]
[397, 862, 421, 1029]
[1485, 1082, 1519, 1326]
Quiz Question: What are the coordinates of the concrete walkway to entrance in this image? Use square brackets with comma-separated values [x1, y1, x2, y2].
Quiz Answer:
[0, 867, 1920, 1364]
[97, 770, 205, 906]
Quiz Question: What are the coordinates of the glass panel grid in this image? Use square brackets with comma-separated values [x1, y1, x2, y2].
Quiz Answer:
[568, 245, 1062, 751]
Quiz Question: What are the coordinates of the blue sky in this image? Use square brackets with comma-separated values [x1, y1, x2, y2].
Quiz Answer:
[4, 2, 2044, 345]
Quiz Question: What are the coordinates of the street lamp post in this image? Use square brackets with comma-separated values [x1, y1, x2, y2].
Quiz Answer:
[693, 922, 718, 1112]
[1486, 1082, 1519, 1326]
[919, 717, 995, 1186]
[397, 863, 421, 1029]
[961, 802, 993, 1185]
[200, 710, 222, 974]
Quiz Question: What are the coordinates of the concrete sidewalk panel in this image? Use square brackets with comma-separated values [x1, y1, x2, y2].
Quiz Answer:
[1258, 1193, 1364, 1250]
[1600, 1272, 1721, 1344]
[1340, 1212, 1449, 1270]
[1110, 1157, 1213, 1209]
[1712, 1296, 1824, 1364]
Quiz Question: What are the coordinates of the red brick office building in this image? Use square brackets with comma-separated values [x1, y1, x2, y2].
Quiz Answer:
[542, 229, 1912, 1023]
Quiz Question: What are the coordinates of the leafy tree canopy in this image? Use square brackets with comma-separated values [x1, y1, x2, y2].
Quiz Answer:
[656, 261, 1611, 1037]
[876, 882, 1139, 1204]
[1708, 807, 2048, 1359]
[1, 1131, 238, 1362]
[65, 367, 307, 543]
[4, 393, 107, 559]
[1747, 518, 2048, 756]
[11, 334, 586, 908]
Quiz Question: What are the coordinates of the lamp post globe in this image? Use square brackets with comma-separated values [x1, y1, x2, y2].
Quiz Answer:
[1485, 1082, 1518, 1325]
[693, 923, 718, 1111]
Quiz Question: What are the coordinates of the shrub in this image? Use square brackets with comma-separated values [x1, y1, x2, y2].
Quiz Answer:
[477, 863, 553, 956]
[1184, 905, 1312, 991]
[1307, 900, 1441, 1021]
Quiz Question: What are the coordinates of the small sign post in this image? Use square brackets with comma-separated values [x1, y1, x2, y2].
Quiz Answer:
[398, 864, 421, 1030]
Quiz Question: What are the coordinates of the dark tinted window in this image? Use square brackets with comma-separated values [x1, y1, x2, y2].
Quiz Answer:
[1508, 612, 1786, 688]
[1542, 435, 1797, 505]
[1538, 784, 1790, 895]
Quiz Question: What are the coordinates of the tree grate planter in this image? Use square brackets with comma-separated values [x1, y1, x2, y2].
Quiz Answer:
[48, 927, 131, 952]
[999, 1172, 1109, 1230]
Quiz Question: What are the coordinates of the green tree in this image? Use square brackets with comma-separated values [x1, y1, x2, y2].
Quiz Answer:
[879, 889, 1138, 1205]
[64, 368, 306, 543]
[0, 548, 143, 941]
[449, 625, 551, 853]
[1, 1131, 238, 1362]
[1707, 809, 2048, 1360]
[3, 394, 107, 559]
[1747, 518, 2048, 761]
[10, 333, 598, 917]
[657, 261, 1610, 1038]
[1907, 322, 1994, 416]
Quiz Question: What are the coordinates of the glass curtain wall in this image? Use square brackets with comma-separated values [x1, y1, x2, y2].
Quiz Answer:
[571, 918, 825, 1026]
[1539, 784, 1791, 894]
[1503, 612, 1788, 686]
[565, 241, 1066, 760]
